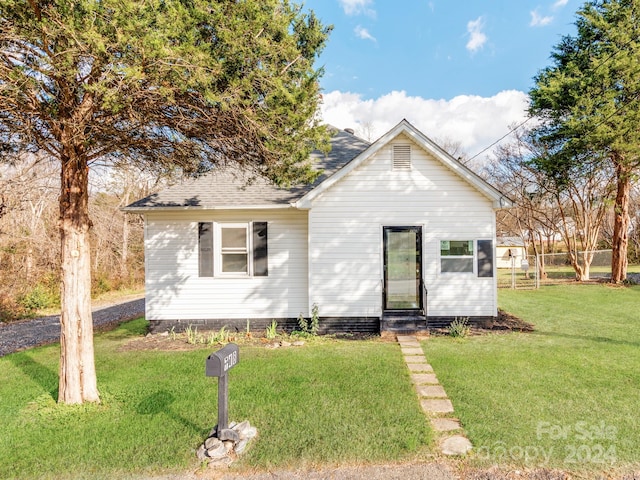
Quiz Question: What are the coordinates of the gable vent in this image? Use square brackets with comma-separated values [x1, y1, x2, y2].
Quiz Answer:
[392, 144, 412, 170]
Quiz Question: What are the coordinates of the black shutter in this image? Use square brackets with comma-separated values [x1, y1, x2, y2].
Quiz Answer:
[198, 222, 213, 277]
[477, 239, 494, 278]
[253, 222, 268, 276]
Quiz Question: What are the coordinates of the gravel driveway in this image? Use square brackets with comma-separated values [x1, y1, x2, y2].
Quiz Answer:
[0, 295, 145, 356]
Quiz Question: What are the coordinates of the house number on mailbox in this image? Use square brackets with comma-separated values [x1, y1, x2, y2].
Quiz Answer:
[223, 350, 237, 372]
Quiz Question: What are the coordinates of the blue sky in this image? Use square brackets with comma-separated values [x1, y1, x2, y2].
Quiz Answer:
[303, 0, 580, 161]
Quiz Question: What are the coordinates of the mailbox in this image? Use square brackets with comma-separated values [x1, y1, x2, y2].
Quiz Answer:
[206, 343, 240, 437]
[206, 343, 239, 377]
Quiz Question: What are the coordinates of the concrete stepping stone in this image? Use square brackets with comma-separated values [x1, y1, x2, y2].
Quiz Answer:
[431, 418, 461, 432]
[411, 373, 438, 385]
[404, 355, 428, 363]
[401, 347, 424, 355]
[397, 335, 472, 459]
[420, 398, 454, 413]
[407, 363, 434, 373]
[440, 435, 473, 456]
[416, 385, 447, 398]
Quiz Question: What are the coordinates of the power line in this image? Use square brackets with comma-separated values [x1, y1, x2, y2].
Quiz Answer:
[467, 117, 533, 163]
[467, 34, 640, 163]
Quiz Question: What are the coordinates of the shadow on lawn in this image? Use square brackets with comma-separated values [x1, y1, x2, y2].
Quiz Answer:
[8, 351, 58, 398]
[136, 389, 206, 436]
[532, 330, 640, 347]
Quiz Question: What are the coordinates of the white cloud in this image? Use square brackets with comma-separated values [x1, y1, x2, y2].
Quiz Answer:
[320, 89, 529, 162]
[354, 25, 376, 42]
[552, 0, 569, 9]
[339, 0, 375, 16]
[466, 17, 487, 53]
[530, 10, 553, 27]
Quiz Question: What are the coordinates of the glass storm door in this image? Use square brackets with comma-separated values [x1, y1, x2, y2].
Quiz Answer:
[383, 226, 422, 310]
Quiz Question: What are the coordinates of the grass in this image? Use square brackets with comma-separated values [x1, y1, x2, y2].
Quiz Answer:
[425, 283, 640, 471]
[0, 323, 431, 479]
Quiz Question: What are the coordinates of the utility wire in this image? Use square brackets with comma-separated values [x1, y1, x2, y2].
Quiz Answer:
[467, 117, 533, 163]
[466, 30, 640, 163]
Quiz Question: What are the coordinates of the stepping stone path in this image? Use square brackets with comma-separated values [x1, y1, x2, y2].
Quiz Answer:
[396, 335, 473, 457]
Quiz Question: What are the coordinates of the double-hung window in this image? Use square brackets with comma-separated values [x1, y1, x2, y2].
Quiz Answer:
[220, 224, 250, 274]
[439, 239, 494, 277]
[198, 221, 268, 277]
[440, 240, 474, 273]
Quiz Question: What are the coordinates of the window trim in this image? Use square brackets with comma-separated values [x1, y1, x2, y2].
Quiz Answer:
[215, 222, 252, 277]
[439, 239, 476, 275]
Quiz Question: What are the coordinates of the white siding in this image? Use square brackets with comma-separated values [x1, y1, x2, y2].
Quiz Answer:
[145, 209, 308, 320]
[308, 135, 497, 318]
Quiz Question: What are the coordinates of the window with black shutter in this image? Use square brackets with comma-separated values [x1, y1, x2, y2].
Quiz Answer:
[199, 221, 268, 277]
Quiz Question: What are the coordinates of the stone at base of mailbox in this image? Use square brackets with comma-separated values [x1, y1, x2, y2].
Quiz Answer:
[196, 420, 258, 468]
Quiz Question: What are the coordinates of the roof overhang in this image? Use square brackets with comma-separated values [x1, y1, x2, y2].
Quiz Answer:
[122, 204, 296, 214]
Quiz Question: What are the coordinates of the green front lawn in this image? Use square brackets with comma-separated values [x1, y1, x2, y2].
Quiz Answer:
[0, 324, 431, 479]
[2, 283, 639, 478]
[426, 284, 640, 470]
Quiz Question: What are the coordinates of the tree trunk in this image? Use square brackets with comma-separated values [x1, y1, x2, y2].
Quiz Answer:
[58, 152, 99, 404]
[611, 161, 631, 284]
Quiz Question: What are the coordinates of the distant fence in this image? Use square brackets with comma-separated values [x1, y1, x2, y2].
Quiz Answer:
[498, 249, 639, 289]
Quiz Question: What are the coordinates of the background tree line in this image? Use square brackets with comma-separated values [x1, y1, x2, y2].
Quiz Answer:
[0, 159, 155, 321]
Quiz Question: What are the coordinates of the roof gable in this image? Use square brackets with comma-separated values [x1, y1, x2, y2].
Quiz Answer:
[295, 119, 511, 209]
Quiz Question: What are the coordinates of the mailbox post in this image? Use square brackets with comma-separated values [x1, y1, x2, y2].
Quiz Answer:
[206, 343, 239, 439]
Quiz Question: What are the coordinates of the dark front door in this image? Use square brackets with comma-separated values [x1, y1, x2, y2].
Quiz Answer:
[383, 226, 422, 311]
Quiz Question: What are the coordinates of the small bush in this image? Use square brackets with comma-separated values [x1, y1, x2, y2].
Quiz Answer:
[92, 275, 113, 296]
[448, 317, 471, 338]
[18, 284, 57, 312]
[296, 303, 320, 336]
[265, 320, 278, 339]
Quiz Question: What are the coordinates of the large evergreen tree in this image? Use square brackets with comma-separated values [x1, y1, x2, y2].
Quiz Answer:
[529, 0, 640, 283]
[0, 0, 331, 404]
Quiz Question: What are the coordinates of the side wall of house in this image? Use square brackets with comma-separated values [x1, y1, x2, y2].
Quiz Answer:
[308, 134, 498, 319]
[144, 209, 308, 321]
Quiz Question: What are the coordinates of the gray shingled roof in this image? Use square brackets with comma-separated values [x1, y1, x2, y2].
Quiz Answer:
[124, 128, 370, 210]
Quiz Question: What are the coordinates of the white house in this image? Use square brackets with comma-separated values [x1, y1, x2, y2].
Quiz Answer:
[496, 237, 528, 269]
[125, 120, 511, 334]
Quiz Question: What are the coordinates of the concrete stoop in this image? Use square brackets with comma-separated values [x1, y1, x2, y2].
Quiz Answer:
[397, 335, 473, 457]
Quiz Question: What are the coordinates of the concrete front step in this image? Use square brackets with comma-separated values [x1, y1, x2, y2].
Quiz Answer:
[382, 316, 428, 334]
